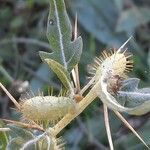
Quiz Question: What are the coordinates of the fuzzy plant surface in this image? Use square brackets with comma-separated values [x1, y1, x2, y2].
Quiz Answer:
[39, 0, 82, 92]
[0, 0, 150, 150]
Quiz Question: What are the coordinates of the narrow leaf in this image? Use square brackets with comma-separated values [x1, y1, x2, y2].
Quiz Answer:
[0, 121, 8, 149]
[69, 0, 128, 47]
[39, 0, 82, 72]
[6, 124, 35, 141]
[6, 137, 37, 150]
[45, 59, 73, 91]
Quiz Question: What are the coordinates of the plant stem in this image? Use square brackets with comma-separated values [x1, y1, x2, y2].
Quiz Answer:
[103, 105, 114, 150]
[50, 82, 99, 136]
[114, 111, 150, 149]
[1, 119, 44, 131]
[0, 37, 51, 50]
[80, 77, 95, 95]
[0, 82, 20, 109]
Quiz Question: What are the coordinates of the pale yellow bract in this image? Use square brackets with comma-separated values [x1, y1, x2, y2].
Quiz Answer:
[92, 49, 132, 82]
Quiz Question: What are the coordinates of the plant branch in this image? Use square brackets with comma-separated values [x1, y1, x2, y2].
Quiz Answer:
[103, 105, 114, 150]
[1, 119, 44, 131]
[114, 111, 150, 149]
[50, 82, 99, 136]
[80, 77, 95, 95]
[20, 132, 47, 150]
[0, 82, 20, 109]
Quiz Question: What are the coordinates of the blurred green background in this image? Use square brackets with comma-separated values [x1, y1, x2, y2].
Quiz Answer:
[0, 0, 150, 149]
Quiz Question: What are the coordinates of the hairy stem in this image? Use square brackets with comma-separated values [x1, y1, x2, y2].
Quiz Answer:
[0, 82, 20, 109]
[103, 105, 114, 150]
[1, 119, 44, 131]
[80, 77, 95, 95]
[114, 111, 150, 149]
[50, 82, 99, 136]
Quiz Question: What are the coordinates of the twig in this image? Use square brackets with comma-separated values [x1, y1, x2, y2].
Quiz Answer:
[74, 14, 81, 93]
[103, 105, 114, 150]
[80, 77, 95, 95]
[0, 82, 20, 109]
[114, 111, 150, 149]
[51, 82, 99, 136]
[71, 13, 81, 93]
[1, 119, 44, 131]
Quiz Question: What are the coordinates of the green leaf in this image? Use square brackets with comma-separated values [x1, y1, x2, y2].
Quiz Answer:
[69, 0, 128, 47]
[7, 124, 35, 140]
[0, 132, 8, 150]
[45, 58, 73, 90]
[0, 121, 8, 150]
[0, 120, 8, 149]
[116, 7, 150, 34]
[7, 137, 36, 150]
[117, 78, 150, 107]
[6, 124, 36, 150]
[114, 78, 150, 115]
[98, 77, 150, 116]
[39, 0, 82, 72]
[115, 121, 150, 150]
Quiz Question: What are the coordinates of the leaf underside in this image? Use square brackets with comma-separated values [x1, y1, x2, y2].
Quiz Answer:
[116, 78, 150, 115]
[6, 124, 36, 150]
[117, 78, 150, 107]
